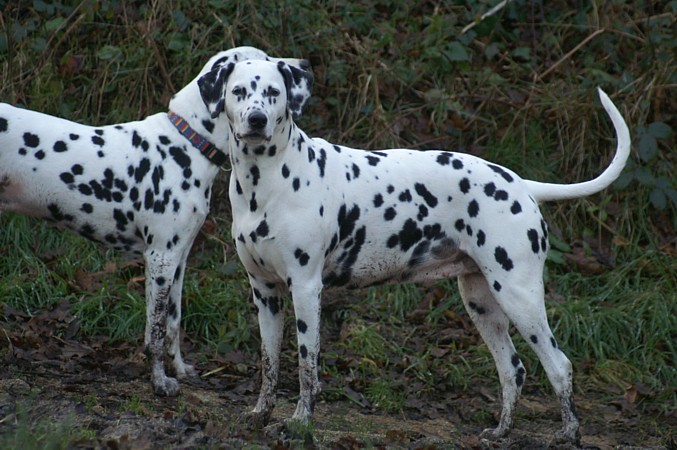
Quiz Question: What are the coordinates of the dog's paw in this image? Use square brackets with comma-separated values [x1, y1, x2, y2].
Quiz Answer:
[554, 426, 581, 446]
[174, 362, 198, 379]
[479, 426, 509, 441]
[152, 376, 180, 397]
[241, 409, 272, 429]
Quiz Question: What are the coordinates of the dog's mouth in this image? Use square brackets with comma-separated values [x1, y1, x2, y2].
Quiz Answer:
[236, 132, 271, 145]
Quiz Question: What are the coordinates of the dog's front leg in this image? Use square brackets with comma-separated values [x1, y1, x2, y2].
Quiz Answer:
[289, 280, 322, 424]
[247, 281, 285, 427]
[144, 249, 181, 396]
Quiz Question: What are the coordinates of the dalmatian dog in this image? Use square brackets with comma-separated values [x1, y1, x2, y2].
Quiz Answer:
[203, 59, 631, 443]
[0, 47, 310, 397]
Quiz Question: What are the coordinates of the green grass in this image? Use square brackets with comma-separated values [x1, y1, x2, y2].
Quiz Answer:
[1, 0, 675, 440]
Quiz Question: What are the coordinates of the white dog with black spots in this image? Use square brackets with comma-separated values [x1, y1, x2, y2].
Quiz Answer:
[200, 59, 630, 443]
[0, 47, 310, 397]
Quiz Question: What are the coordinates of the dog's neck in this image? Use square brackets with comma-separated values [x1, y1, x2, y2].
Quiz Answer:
[228, 119, 301, 197]
[168, 81, 229, 158]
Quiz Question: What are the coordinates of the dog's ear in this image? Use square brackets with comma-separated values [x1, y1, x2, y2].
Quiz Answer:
[197, 62, 235, 119]
[277, 61, 313, 119]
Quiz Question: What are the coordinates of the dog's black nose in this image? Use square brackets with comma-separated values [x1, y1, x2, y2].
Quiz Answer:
[248, 112, 268, 129]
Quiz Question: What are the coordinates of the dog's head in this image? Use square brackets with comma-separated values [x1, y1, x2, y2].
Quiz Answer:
[198, 49, 312, 123]
[198, 59, 313, 146]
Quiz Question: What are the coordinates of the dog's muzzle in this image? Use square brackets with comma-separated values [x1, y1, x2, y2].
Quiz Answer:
[238, 111, 271, 143]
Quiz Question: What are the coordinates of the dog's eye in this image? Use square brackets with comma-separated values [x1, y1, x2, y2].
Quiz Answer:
[267, 87, 280, 97]
[232, 87, 245, 96]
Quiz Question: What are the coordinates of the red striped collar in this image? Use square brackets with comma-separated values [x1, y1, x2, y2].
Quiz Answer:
[168, 112, 228, 167]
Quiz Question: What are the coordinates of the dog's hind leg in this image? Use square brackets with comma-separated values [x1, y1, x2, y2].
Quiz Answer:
[458, 273, 523, 440]
[491, 276, 580, 444]
[247, 280, 285, 427]
[165, 248, 197, 379]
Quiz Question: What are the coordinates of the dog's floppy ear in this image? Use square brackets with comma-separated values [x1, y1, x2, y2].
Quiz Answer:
[197, 62, 235, 119]
[277, 60, 313, 119]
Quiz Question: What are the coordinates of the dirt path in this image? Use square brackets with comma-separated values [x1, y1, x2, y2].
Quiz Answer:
[1, 361, 672, 448]
[1, 305, 673, 449]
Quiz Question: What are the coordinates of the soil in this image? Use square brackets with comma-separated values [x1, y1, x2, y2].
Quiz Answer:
[1, 303, 674, 449]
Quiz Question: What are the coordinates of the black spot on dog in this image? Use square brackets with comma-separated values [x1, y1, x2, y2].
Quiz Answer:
[511, 353, 521, 367]
[351, 163, 360, 179]
[511, 201, 522, 214]
[436, 153, 451, 166]
[91, 135, 105, 146]
[527, 229, 540, 254]
[459, 178, 471, 194]
[384, 207, 397, 221]
[493, 280, 502, 292]
[338, 204, 360, 241]
[281, 164, 290, 178]
[366, 155, 380, 166]
[468, 200, 479, 218]
[292, 177, 300, 191]
[530, 335, 538, 344]
[373, 194, 384, 207]
[454, 219, 465, 232]
[390, 219, 423, 252]
[250, 166, 260, 186]
[488, 164, 514, 182]
[414, 183, 438, 208]
[494, 190, 509, 201]
[300, 344, 308, 358]
[34, 150, 46, 160]
[297, 319, 307, 333]
[134, 158, 152, 183]
[398, 189, 412, 202]
[417, 204, 428, 221]
[468, 301, 486, 315]
[53, 141, 68, 152]
[294, 248, 310, 266]
[494, 246, 514, 271]
[476, 230, 486, 247]
[23, 132, 40, 147]
[169, 146, 191, 169]
[0, 118, 7, 132]
[256, 220, 269, 238]
[484, 182, 496, 197]
[60, 172, 75, 184]
[516, 367, 526, 387]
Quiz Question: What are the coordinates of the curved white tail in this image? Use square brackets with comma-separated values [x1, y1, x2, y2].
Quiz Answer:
[524, 88, 631, 203]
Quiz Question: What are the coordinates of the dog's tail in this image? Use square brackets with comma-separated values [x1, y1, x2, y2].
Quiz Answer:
[524, 88, 631, 203]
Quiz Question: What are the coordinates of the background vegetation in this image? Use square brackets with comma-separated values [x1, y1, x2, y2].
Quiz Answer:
[0, 0, 675, 447]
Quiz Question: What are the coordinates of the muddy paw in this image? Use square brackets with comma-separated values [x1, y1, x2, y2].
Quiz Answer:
[479, 426, 509, 441]
[153, 376, 180, 397]
[242, 409, 272, 429]
[554, 427, 581, 446]
[174, 363, 198, 379]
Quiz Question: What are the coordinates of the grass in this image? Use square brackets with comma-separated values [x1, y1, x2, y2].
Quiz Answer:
[1, 0, 675, 446]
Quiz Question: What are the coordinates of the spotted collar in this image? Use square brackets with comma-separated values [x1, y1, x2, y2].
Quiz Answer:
[168, 112, 228, 167]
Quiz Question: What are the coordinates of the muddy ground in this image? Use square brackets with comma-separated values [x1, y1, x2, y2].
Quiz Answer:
[1, 303, 674, 449]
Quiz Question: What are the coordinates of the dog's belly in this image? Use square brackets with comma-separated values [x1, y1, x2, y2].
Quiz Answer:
[321, 227, 481, 289]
